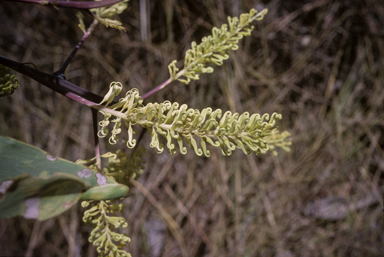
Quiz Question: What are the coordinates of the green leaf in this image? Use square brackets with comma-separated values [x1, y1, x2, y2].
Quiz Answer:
[0, 173, 87, 220]
[0, 137, 129, 220]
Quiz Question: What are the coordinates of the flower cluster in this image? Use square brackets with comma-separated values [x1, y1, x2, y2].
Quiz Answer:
[98, 86, 291, 157]
[77, 0, 129, 33]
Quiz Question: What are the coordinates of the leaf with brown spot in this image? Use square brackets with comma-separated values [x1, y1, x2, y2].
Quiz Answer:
[0, 136, 130, 220]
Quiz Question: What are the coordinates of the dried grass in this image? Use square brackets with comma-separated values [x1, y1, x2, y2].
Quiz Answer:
[0, 0, 383, 256]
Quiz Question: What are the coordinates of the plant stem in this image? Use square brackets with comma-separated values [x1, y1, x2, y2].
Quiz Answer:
[0, 55, 124, 118]
[0, 55, 100, 101]
[142, 77, 173, 99]
[54, 18, 99, 79]
[4, 0, 125, 9]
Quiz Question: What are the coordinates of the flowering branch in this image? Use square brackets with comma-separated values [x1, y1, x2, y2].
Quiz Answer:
[143, 8, 268, 98]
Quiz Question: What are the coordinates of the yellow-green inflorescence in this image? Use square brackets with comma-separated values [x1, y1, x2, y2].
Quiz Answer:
[102, 148, 147, 186]
[0, 65, 19, 97]
[82, 200, 131, 257]
[90, 0, 129, 31]
[168, 8, 268, 84]
[78, 149, 146, 257]
[98, 82, 291, 157]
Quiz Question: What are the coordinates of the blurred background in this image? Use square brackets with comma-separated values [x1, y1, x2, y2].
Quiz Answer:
[0, 0, 383, 256]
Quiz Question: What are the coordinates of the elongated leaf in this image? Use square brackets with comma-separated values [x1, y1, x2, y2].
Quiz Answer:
[0, 136, 129, 220]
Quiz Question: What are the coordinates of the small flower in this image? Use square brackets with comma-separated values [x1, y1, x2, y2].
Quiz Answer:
[168, 8, 268, 84]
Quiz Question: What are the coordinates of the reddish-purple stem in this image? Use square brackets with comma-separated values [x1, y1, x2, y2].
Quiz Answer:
[142, 78, 173, 99]
[4, 0, 125, 9]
